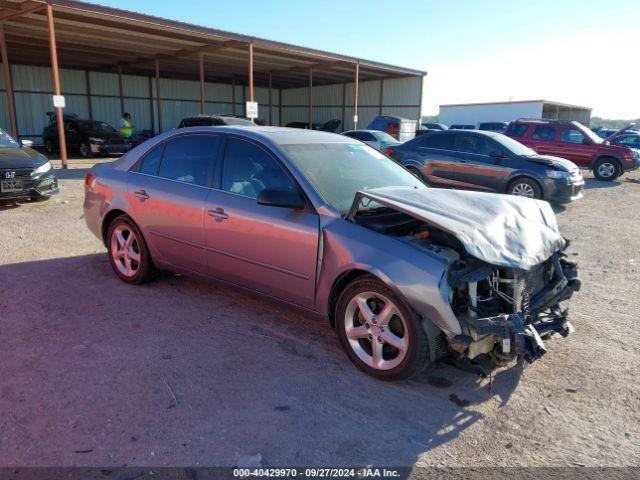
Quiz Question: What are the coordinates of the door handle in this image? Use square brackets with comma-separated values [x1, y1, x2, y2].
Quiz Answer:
[134, 189, 149, 201]
[208, 208, 229, 222]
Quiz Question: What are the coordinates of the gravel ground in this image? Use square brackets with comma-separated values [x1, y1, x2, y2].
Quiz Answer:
[0, 161, 638, 469]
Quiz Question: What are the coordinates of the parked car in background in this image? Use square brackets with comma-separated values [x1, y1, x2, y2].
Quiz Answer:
[0, 128, 58, 202]
[505, 119, 640, 181]
[84, 126, 579, 380]
[367, 116, 417, 142]
[341, 129, 401, 152]
[284, 119, 341, 133]
[611, 133, 640, 149]
[178, 114, 255, 128]
[449, 124, 475, 130]
[386, 130, 584, 203]
[593, 127, 638, 139]
[42, 115, 132, 158]
[478, 122, 508, 133]
[420, 122, 448, 131]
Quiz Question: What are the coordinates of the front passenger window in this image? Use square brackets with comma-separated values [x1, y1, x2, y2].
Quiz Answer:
[221, 138, 296, 199]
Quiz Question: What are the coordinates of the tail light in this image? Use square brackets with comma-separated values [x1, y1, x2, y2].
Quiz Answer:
[385, 148, 393, 157]
[84, 172, 95, 190]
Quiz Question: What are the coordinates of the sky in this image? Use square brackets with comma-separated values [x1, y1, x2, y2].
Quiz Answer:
[90, 0, 639, 119]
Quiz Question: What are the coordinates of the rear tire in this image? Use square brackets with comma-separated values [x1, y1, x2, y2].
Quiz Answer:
[508, 177, 542, 199]
[406, 166, 428, 185]
[335, 275, 432, 381]
[593, 157, 621, 181]
[106, 215, 155, 284]
[44, 138, 55, 155]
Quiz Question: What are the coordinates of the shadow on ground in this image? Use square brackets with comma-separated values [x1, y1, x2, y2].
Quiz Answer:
[0, 254, 523, 467]
[584, 178, 621, 190]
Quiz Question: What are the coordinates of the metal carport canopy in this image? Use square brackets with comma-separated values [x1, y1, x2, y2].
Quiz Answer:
[0, 0, 426, 167]
[0, 0, 425, 88]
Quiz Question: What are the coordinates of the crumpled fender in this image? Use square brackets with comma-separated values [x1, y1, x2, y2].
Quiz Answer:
[315, 216, 463, 336]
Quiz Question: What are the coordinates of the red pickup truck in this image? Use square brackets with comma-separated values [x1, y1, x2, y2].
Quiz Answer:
[505, 119, 640, 181]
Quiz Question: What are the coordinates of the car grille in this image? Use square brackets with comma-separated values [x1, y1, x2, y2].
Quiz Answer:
[0, 167, 33, 179]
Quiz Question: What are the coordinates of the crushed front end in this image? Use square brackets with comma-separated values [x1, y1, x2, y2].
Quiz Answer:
[447, 248, 580, 365]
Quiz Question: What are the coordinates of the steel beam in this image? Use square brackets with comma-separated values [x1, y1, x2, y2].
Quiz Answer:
[45, 3, 67, 168]
[0, 21, 18, 138]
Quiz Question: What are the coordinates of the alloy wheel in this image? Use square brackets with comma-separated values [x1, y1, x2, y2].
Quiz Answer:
[110, 224, 141, 278]
[80, 143, 89, 158]
[511, 182, 535, 198]
[597, 162, 615, 179]
[343, 291, 409, 370]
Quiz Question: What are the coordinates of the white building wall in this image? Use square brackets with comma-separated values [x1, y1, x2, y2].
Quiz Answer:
[438, 102, 543, 127]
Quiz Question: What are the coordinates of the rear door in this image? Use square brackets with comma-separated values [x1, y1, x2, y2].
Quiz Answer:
[454, 133, 512, 191]
[528, 124, 559, 156]
[408, 132, 460, 187]
[203, 136, 319, 308]
[128, 134, 220, 274]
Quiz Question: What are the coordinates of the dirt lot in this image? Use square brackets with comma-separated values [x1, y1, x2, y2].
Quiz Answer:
[0, 160, 638, 469]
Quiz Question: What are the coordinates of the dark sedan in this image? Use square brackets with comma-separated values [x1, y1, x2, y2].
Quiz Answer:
[43, 118, 132, 158]
[0, 129, 58, 202]
[386, 130, 584, 203]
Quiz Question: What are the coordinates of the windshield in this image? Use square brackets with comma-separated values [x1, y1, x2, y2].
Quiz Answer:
[372, 131, 398, 143]
[493, 134, 537, 156]
[0, 128, 21, 149]
[77, 121, 117, 134]
[281, 142, 423, 215]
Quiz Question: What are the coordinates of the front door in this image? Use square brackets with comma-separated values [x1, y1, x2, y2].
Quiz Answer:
[554, 127, 597, 168]
[454, 133, 511, 191]
[204, 136, 319, 308]
[129, 134, 220, 274]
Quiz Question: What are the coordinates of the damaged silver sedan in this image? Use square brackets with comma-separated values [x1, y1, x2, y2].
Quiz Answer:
[84, 126, 580, 380]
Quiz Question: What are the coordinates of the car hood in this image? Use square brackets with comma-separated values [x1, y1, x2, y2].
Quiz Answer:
[0, 146, 45, 168]
[527, 154, 579, 172]
[354, 186, 565, 270]
[604, 123, 636, 142]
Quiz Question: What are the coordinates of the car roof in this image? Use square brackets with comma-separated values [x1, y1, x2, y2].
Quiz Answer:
[168, 125, 357, 146]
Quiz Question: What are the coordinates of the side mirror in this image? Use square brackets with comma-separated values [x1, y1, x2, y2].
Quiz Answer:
[257, 187, 306, 209]
[21, 139, 34, 147]
[582, 138, 591, 145]
[490, 150, 506, 160]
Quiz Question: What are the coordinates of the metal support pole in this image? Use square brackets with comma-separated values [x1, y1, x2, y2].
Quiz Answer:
[46, 3, 67, 168]
[0, 22, 18, 139]
[117, 65, 124, 115]
[85, 70, 93, 120]
[353, 61, 360, 130]
[341, 83, 346, 132]
[248, 42, 254, 102]
[268, 72, 272, 125]
[308, 68, 313, 129]
[147, 76, 154, 133]
[199, 52, 205, 114]
[231, 77, 236, 115]
[155, 59, 162, 133]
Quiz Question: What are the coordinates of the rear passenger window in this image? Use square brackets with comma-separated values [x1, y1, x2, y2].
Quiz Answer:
[157, 135, 218, 186]
[420, 133, 455, 150]
[507, 124, 528, 137]
[531, 126, 556, 141]
[137, 143, 164, 175]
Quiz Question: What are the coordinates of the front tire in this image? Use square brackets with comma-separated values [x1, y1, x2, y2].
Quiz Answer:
[508, 178, 542, 199]
[106, 215, 155, 284]
[79, 142, 94, 158]
[593, 158, 621, 181]
[45, 138, 55, 155]
[335, 275, 431, 380]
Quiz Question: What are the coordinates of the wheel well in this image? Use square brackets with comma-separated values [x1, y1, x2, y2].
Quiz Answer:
[101, 209, 128, 244]
[327, 269, 371, 328]
[507, 175, 544, 198]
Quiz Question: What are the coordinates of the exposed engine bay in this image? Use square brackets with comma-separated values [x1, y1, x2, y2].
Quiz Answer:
[353, 204, 581, 369]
